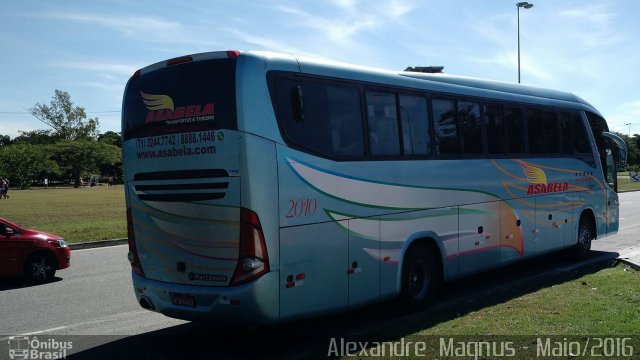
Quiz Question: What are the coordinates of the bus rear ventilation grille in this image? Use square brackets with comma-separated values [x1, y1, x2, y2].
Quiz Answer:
[133, 169, 229, 202]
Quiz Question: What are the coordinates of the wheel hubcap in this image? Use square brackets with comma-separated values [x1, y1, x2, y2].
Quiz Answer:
[579, 227, 591, 251]
[409, 260, 430, 299]
[32, 258, 52, 280]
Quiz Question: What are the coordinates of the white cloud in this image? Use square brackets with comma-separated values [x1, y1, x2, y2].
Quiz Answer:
[557, 3, 624, 48]
[385, 0, 415, 19]
[559, 3, 614, 26]
[52, 62, 138, 77]
[82, 81, 125, 93]
[221, 28, 303, 55]
[328, 0, 358, 11]
[275, 6, 377, 46]
[35, 11, 213, 48]
[43, 12, 180, 35]
[275, 0, 415, 47]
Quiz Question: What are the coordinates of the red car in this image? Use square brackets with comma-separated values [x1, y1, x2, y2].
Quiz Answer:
[0, 217, 71, 282]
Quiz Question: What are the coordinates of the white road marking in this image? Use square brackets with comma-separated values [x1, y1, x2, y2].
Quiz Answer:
[0, 310, 150, 339]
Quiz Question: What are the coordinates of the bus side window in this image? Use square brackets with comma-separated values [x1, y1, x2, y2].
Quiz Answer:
[571, 112, 591, 153]
[432, 98, 459, 155]
[366, 91, 400, 156]
[559, 112, 573, 154]
[504, 106, 525, 154]
[399, 94, 430, 155]
[541, 110, 560, 154]
[485, 103, 507, 155]
[458, 101, 483, 154]
[327, 84, 365, 158]
[527, 107, 545, 154]
[276, 78, 333, 157]
[586, 111, 611, 176]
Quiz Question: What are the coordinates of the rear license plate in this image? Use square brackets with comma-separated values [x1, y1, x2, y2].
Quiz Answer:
[170, 293, 196, 307]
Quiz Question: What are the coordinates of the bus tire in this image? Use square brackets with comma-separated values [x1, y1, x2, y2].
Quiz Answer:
[400, 244, 441, 310]
[573, 218, 594, 260]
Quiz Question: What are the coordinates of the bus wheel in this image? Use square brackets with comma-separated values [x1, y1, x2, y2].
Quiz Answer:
[574, 218, 594, 259]
[400, 244, 441, 310]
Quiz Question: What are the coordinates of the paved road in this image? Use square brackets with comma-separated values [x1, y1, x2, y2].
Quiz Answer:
[0, 192, 638, 359]
[592, 191, 640, 255]
[0, 246, 186, 337]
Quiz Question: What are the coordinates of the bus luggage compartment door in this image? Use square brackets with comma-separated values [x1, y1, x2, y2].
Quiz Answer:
[279, 221, 348, 321]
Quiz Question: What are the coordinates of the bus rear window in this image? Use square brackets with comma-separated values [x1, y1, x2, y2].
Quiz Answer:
[123, 58, 237, 140]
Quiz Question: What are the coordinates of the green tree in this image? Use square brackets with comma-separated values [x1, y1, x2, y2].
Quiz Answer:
[13, 129, 56, 145]
[48, 140, 121, 187]
[28, 90, 100, 140]
[98, 131, 122, 147]
[614, 132, 640, 168]
[0, 134, 11, 147]
[0, 144, 56, 189]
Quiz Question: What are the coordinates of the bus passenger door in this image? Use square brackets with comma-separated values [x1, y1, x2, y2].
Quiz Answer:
[602, 131, 627, 234]
[458, 202, 501, 276]
[348, 217, 380, 309]
[279, 221, 348, 321]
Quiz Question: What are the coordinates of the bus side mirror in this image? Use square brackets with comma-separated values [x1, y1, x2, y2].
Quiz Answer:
[602, 132, 628, 167]
[605, 149, 616, 190]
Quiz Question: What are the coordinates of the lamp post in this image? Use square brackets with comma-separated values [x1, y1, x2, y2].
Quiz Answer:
[517, 2, 534, 84]
[626, 123, 631, 137]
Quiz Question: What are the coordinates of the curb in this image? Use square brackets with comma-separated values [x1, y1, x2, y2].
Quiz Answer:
[619, 259, 640, 271]
[617, 246, 640, 271]
[69, 238, 128, 250]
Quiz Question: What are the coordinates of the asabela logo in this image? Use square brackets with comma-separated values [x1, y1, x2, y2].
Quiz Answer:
[520, 160, 569, 195]
[141, 92, 214, 124]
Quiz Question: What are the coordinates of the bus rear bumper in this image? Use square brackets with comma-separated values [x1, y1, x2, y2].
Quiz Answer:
[131, 271, 280, 325]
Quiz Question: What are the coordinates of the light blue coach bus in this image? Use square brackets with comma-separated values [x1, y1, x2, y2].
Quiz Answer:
[122, 50, 627, 324]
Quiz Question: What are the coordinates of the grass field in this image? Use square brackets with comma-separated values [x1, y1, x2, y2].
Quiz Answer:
[618, 175, 640, 192]
[416, 262, 640, 335]
[351, 261, 640, 359]
[0, 186, 126, 243]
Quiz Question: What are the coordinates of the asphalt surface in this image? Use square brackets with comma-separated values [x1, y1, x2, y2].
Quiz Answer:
[592, 190, 640, 266]
[0, 246, 185, 336]
[0, 192, 638, 359]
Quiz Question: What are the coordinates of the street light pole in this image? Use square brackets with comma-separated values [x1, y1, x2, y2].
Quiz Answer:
[626, 123, 631, 137]
[516, 2, 534, 84]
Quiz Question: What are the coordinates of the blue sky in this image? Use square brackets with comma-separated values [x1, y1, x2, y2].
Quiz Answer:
[1, 0, 638, 139]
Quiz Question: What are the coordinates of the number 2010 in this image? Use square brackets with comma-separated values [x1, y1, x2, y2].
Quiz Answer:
[286, 199, 317, 218]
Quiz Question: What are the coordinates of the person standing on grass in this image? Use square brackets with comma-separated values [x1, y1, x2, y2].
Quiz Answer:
[0, 178, 6, 199]
[3, 178, 9, 199]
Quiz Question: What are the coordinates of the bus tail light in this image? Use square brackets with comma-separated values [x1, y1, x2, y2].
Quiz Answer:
[126, 208, 145, 277]
[130, 69, 141, 81]
[230, 208, 270, 285]
[226, 50, 240, 59]
[167, 56, 193, 66]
